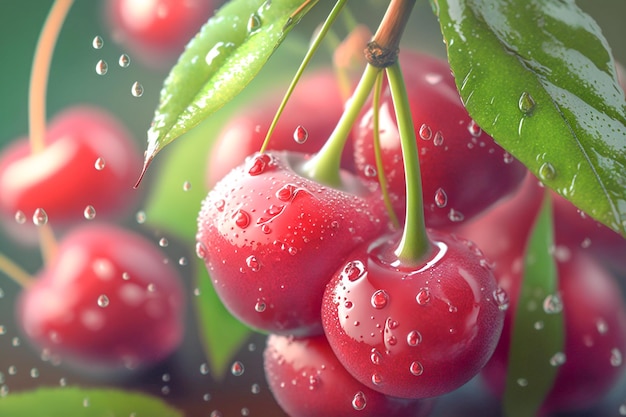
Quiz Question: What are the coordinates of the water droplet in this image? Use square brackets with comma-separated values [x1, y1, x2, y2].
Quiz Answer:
[241, 407, 250, 416]
[543, 293, 563, 314]
[370, 348, 382, 365]
[14, 210, 26, 224]
[493, 287, 510, 311]
[182, 180, 192, 191]
[538, 162, 556, 181]
[534, 320, 544, 330]
[517, 378, 528, 387]
[32, 208, 48, 226]
[251, 383, 261, 394]
[247, 13, 262, 33]
[131, 81, 144, 97]
[95, 59, 108, 75]
[371, 289, 389, 309]
[83, 205, 96, 220]
[352, 391, 367, 411]
[610, 348, 623, 367]
[83, 397, 90, 407]
[503, 152, 514, 164]
[159, 238, 169, 247]
[231, 361, 245, 376]
[448, 209, 465, 222]
[416, 289, 431, 305]
[199, 363, 210, 375]
[276, 184, 297, 201]
[371, 372, 382, 385]
[210, 411, 223, 417]
[118, 54, 130, 68]
[342, 260, 366, 281]
[12, 337, 20, 346]
[419, 124, 432, 140]
[233, 210, 251, 229]
[196, 241, 208, 259]
[596, 319, 609, 334]
[94, 157, 106, 170]
[518, 91, 536, 115]
[29, 368, 39, 378]
[363, 164, 377, 177]
[433, 131, 444, 146]
[407, 330, 422, 346]
[467, 120, 482, 137]
[434, 188, 447, 208]
[246, 255, 261, 272]
[409, 361, 424, 376]
[549, 352, 566, 367]
[92, 35, 103, 49]
[254, 299, 266, 312]
[293, 125, 308, 144]
[136, 210, 147, 224]
[97, 294, 109, 308]
[248, 153, 271, 176]
[178, 257, 188, 266]
[203, 393, 212, 401]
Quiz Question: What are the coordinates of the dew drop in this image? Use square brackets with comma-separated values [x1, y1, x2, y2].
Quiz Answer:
[407, 330, 422, 346]
[178, 257, 188, 266]
[246, 255, 260, 272]
[276, 184, 297, 201]
[351, 391, 367, 411]
[233, 210, 251, 229]
[94, 157, 106, 170]
[247, 12, 262, 33]
[210, 411, 223, 417]
[538, 162, 556, 181]
[83, 397, 90, 407]
[433, 131, 444, 146]
[293, 125, 308, 144]
[434, 188, 448, 208]
[254, 299, 266, 312]
[248, 153, 271, 176]
[610, 348, 623, 367]
[183, 181, 192, 191]
[131, 81, 144, 97]
[251, 383, 261, 394]
[467, 120, 482, 137]
[342, 260, 366, 281]
[371, 372, 382, 385]
[596, 319, 609, 335]
[136, 210, 147, 224]
[448, 209, 465, 222]
[409, 361, 424, 376]
[543, 293, 563, 314]
[97, 294, 110, 308]
[83, 205, 96, 220]
[517, 378, 528, 387]
[370, 349, 382, 365]
[549, 352, 566, 367]
[95, 59, 108, 75]
[118, 54, 130, 68]
[92, 35, 103, 49]
[518, 91, 536, 115]
[195, 241, 208, 259]
[159, 237, 169, 247]
[32, 208, 48, 226]
[503, 152, 514, 164]
[363, 165, 377, 178]
[14, 210, 26, 224]
[371, 289, 389, 309]
[418, 124, 432, 140]
[231, 361, 245, 376]
[534, 320, 545, 330]
[493, 287, 510, 311]
[416, 289, 431, 306]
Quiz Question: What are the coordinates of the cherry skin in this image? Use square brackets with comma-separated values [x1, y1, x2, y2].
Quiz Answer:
[196, 150, 389, 336]
[105, 0, 218, 67]
[0, 106, 142, 239]
[263, 334, 436, 417]
[206, 68, 355, 189]
[353, 50, 527, 227]
[481, 251, 626, 414]
[17, 223, 185, 370]
[321, 229, 506, 399]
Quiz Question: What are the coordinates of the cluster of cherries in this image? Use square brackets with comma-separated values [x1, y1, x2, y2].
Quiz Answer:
[0, 0, 219, 372]
[197, 49, 626, 416]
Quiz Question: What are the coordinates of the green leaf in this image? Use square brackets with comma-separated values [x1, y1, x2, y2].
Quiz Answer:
[431, 0, 626, 237]
[503, 192, 564, 417]
[143, 0, 318, 169]
[0, 387, 182, 417]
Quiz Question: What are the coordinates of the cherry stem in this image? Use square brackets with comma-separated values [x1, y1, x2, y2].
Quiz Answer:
[260, 0, 348, 154]
[0, 253, 34, 288]
[372, 71, 400, 229]
[28, 0, 75, 154]
[387, 62, 431, 263]
[38, 224, 58, 265]
[365, 0, 415, 68]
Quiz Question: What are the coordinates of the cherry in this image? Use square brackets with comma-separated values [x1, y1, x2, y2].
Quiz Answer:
[481, 250, 626, 414]
[206, 69, 355, 189]
[321, 228, 506, 399]
[104, 0, 218, 67]
[263, 334, 435, 417]
[196, 150, 389, 336]
[353, 50, 527, 227]
[17, 223, 185, 370]
[0, 106, 142, 240]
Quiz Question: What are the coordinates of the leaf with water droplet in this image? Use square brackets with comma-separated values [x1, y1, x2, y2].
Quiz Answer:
[0, 387, 182, 416]
[433, 0, 626, 237]
[141, 0, 318, 180]
[503, 191, 564, 417]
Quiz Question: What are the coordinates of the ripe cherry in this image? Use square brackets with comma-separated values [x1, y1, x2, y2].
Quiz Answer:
[104, 0, 218, 67]
[321, 228, 506, 399]
[196, 150, 389, 336]
[353, 51, 526, 227]
[206, 69, 355, 189]
[481, 251, 626, 414]
[0, 106, 142, 240]
[17, 223, 185, 370]
[263, 334, 435, 417]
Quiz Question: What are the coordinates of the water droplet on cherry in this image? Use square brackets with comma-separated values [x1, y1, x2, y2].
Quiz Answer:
[32, 208, 48, 226]
[97, 294, 109, 308]
[351, 391, 367, 410]
[231, 361, 245, 376]
[407, 330, 422, 346]
[234, 210, 251, 229]
[416, 289, 431, 305]
[248, 153, 271, 176]
[467, 120, 482, 137]
[136, 210, 147, 224]
[14, 210, 26, 224]
[363, 165, 377, 177]
[409, 361, 424, 376]
[549, 352, 566, 367]
[419, 124, 432, 140]
[433, 131, 444, 146]
[371, 289, 389, 309]
[83, 205, 96, 220]
[434, 188, 448, 208]
[543, 293, 563, 314]
[94, 157, 106, 170]
[493, 287, 510, 311]
[610, 348, 623, 367]
[246, 255, 261, 272]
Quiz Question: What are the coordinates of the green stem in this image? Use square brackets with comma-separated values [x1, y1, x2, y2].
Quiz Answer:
[301, 63, 381, 187]
[260, 0, 348, 154]
[0, 253, 34, 288]
[387, 63, 430, 263]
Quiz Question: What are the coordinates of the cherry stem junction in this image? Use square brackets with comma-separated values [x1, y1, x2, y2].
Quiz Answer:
[386, 62, 431, 263]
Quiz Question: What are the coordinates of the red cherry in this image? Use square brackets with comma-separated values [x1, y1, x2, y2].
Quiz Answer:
[0, 106, 142, 239]
[105, 0, 218, 67]
[481, 251, 626, 414]
[321, 229, 506, 399]
[17, 223, 185, 370]
[263, 334, 435, 417]
[353, 51, 526, 227]
[206, 69, 355, 189]
[196, 150, 389, 336]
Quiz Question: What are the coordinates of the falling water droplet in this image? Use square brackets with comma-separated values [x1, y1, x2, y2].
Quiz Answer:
[409, 361, 424, 376]
[434, 188, 448, 208]
[95, 59, 108, 75]
[14, 210, 26, 224]
[136, 210, 147, 224]
[30, 368, 39, 378]
[231, 361, 245, 376]
[419, 124, 432, 140]
[97, 294, 110, 308]
[131, 81, 144, 97]
[371, 290, 389, 309]
[33, 208, 48, 226]
[200, 363, 210, 375]
[94, 157, 106, 170]
[118, 54, 130, 68]
[352, 391, 367, 410]
[293, 125, 308, 144]
[83, 205, 96, 220]
[178, 257, 188, 266]
[183, 181, 192, 191]
[518, 91, 536, 115]
[92, 35, 103, 49]
[543, 293, 563, 314]
[159, 238, 169, 247]
[538, 162, 556, 181]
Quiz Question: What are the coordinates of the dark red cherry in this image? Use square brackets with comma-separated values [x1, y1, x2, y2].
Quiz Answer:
[263, 334, 435, 417]
[196, 150, 389, 336]
[353, 50, 526, 227]
[17, 224, 185, 370]
[321, 229, 506, 399]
